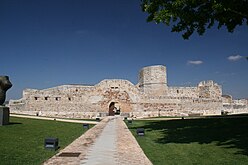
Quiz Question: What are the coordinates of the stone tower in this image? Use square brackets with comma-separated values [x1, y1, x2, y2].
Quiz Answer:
[138, 65, 168, 95]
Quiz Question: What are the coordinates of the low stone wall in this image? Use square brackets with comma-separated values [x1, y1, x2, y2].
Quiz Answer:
[10, 109, 107, 119]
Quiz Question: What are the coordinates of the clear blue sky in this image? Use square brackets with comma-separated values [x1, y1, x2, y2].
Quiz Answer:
[1, 0, 247, 100]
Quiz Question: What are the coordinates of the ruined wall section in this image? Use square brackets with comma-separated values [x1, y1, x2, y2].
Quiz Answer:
[180, 98, 222, 115]
[198, 80, 222, 99]
[140, 80, 222, 116]
[164, 80, 223, 116]
[9, 79, 141, 118]
[10, 85, 102, 118]
[8, 98, 25, 113]
[135, 67, 223, 117]
[223, 97, 248, 114]
[136, 96, 222, 117]
[167, 87, 198, 98]
[135, 95, 182, 117]
[231, 99, 248, 114]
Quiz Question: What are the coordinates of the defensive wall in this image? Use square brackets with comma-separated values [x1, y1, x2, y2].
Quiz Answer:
[9, 65, 248, 118]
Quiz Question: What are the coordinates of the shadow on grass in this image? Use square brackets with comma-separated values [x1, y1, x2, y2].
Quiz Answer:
[131, 116, 248, 156]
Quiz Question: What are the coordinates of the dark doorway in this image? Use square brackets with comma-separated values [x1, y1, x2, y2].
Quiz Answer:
[109, 102, 115, 116]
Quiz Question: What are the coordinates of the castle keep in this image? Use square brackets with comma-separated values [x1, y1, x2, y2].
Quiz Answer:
[9, 65, 248, 118]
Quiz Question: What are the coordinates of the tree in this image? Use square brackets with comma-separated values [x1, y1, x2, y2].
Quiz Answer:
[141, 0, 248, 39]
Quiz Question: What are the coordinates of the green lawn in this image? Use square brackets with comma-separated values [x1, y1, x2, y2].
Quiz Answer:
[128, 116, 248, 165]
[0, 117, 93, 165]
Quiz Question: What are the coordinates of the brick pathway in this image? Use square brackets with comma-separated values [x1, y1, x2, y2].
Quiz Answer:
[43, 116, 152, 165]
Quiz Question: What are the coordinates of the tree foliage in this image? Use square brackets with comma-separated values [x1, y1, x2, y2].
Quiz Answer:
[141, 0, 248, 39]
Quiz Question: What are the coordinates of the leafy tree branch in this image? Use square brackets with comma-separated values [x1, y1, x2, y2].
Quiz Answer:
[141, 0, 248, 39]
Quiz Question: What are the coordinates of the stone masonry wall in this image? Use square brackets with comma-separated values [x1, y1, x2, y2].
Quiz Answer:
[223, 99, 248, 114]
[8, 65, 247, 118]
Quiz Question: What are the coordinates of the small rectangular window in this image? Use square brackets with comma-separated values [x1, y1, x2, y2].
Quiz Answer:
[55, 97, 61, 101]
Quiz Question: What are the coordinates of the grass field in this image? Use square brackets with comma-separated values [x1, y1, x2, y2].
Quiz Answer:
[0, 117, 93, 165]
[128, 116, 248, 165]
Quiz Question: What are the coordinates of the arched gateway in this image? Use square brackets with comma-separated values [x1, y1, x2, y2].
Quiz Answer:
[95, 79, 138, 116]
[102, 90, 133, 116]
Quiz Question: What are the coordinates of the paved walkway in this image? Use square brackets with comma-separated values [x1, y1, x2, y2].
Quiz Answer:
[43, 116, 152, 165]
[80, 117, 118, 165]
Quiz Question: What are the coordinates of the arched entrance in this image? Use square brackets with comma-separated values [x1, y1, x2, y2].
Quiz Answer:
[101, 90, 133, 116]
[109, 102, 116, 116]
[108, 102, 121, 116]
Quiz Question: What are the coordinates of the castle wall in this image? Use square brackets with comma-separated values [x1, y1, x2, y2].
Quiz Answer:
[167, 87, 198, 98]
[8, 65, 247, 118]
[223, 99, 248, 114]
[10, 80, 141, 119]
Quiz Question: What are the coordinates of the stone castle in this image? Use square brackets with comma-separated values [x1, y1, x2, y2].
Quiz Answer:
[9, 65, 248, 118]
